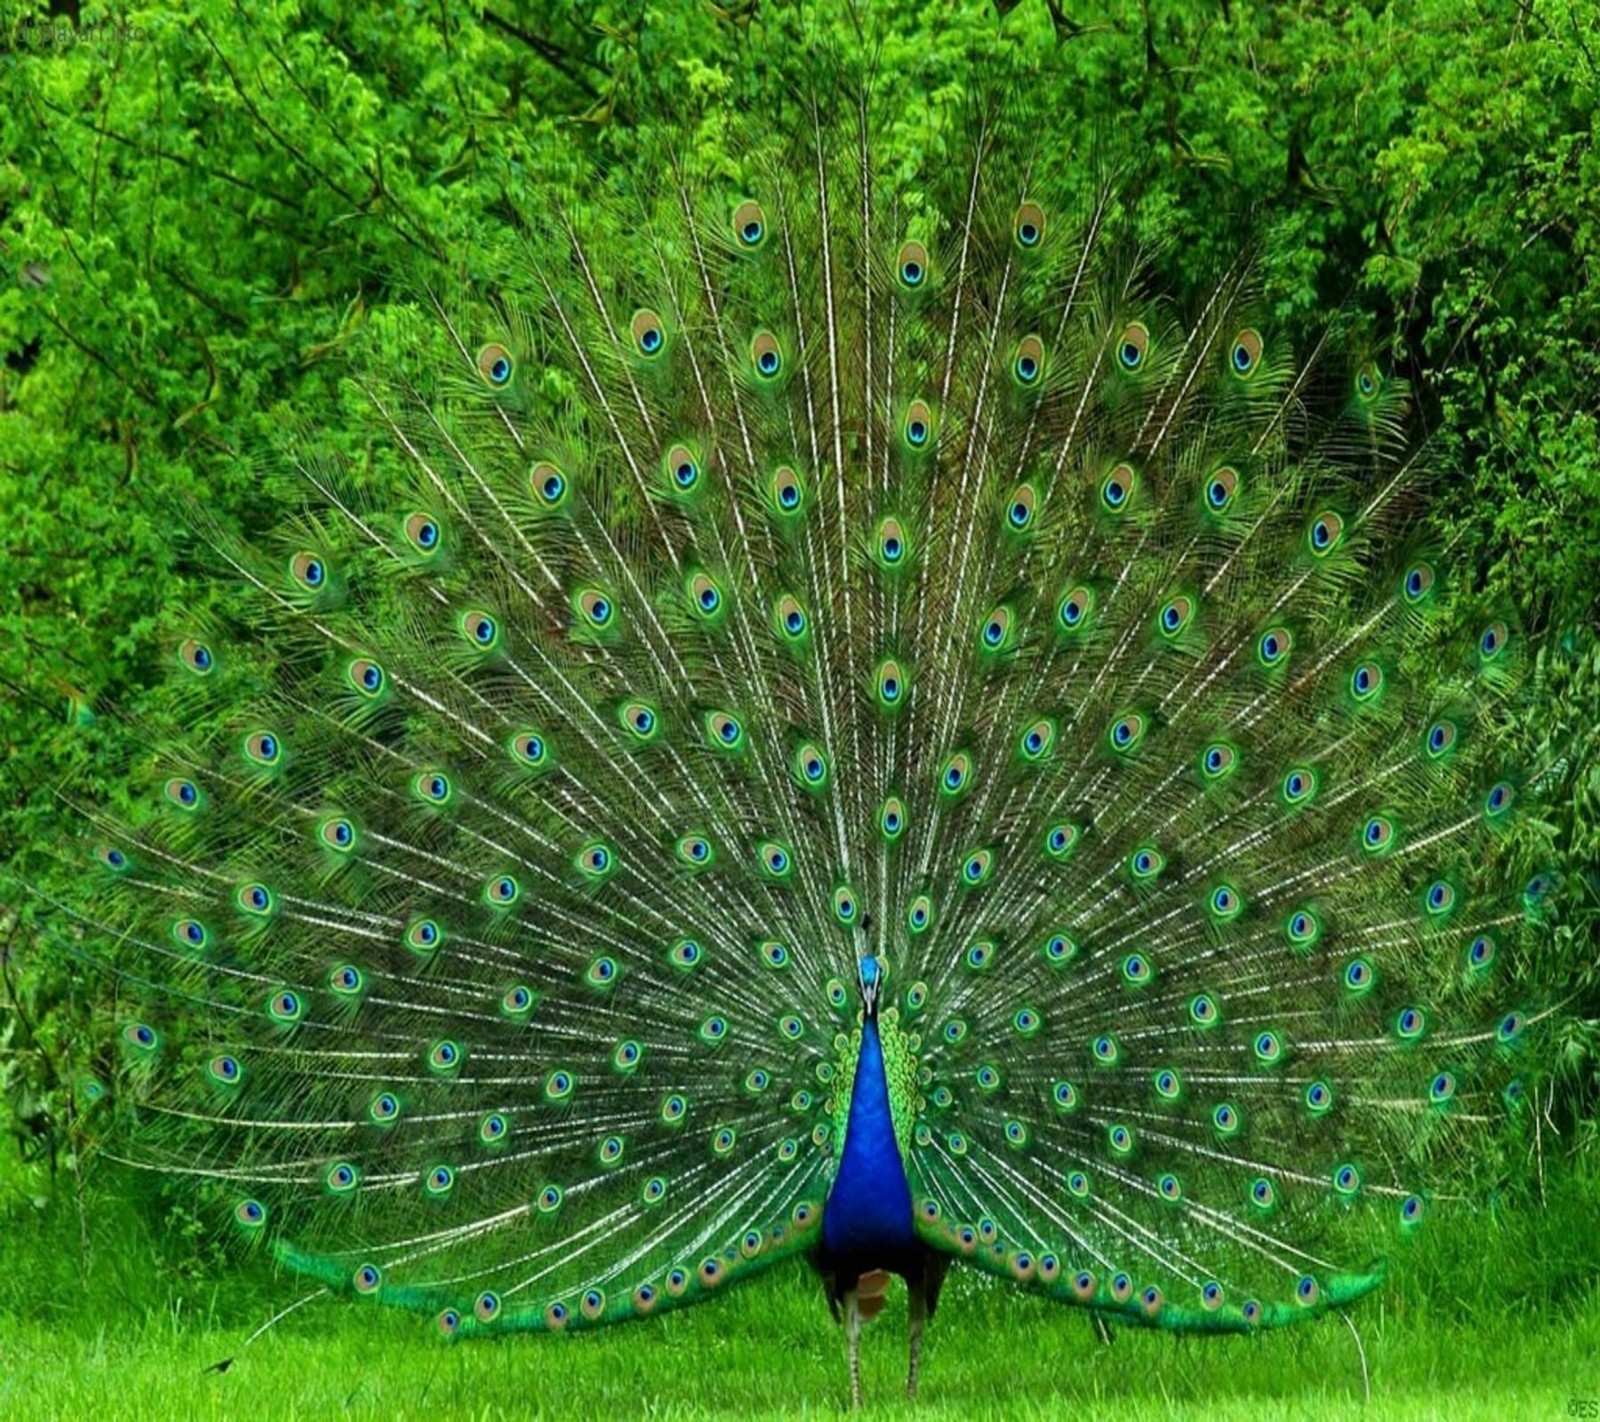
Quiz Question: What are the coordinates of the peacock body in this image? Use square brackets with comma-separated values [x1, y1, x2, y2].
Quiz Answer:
[40, 87, 1557, 1406]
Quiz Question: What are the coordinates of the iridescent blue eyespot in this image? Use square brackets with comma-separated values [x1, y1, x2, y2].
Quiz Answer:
[1205, 467, 1239, 511]
[1308, 511, 1344, 556]
[1426, 719, 1457, 757]
[1160, 593, 1198, 638]
[904, 403, 933, 449]
[733, 200, 766, 248]
[1361, 814, 1396, 852]
[1044, 933, 1076, 965]
[1118, 322, 1149, 371]
[1230, 329, 1263, 377]
[1057, 584, 1093, 630]
[531, 461, 568, 507]
[631, 309, 664, 356]
[577, 589, 614, 629]
[291, 553, 325, 589]
[1467, 933, 1496, 970]
[1350, 661, 1381, 699]
[477, 344, 513, 386]
[344, 657, 385, 698]
[503, 985, 533, 1014]
[1013, 336, 1044, 385]
[236, 1199, 266, 1228]
[1285, 909, 1318, 947]
[1014, 203, 1045, 249]
[1101, 465, 1134, 510]
[1424, 880, 1455, 915]
[179, 639, 214, 674]
[898, 240, 929, 287]
[752, 332, 782, 377]
[269, 989, 302, 1022]
[1008, 485, 1037, 530]
[1396, 1006, 1425, 1040]
[1209, 885, 1239, 918]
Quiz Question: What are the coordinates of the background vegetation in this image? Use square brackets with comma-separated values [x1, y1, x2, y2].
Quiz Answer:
[2, 1, 1598, 1414]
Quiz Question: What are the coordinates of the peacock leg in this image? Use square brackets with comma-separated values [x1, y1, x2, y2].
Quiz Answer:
[906, 1279, 928, 1400]
[844, 1288, 864, 1410]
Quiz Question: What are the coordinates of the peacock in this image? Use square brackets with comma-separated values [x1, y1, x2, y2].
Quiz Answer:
[27, 84, 1563, 1409]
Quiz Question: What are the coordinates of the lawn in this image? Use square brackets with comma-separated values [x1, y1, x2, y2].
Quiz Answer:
[4, 1154, 1597, 1419]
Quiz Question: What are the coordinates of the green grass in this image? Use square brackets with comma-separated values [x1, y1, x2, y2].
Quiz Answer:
[5, 1154, 1600, 1418]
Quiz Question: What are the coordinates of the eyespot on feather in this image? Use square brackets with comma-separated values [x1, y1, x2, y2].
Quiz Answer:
[477, 343, 514, 387]
[404, 511, 443, 552]
[897, 239, 930, 288]
[664, 444, 700, 494]
[750, 331, 783, 381]
[1203, 466, 1239, 513]
[903, 401, 933, 450]
[1117, 322, 1149, 372]
[732, 200, 767, 249]
[290, 552, 327, 591]
[1229, 328, 1263, 378]
[1013, 202, 1046, 249]
[631, 308, 665, 357]
[531, 461, 570, 509]
[1012, 334, 1044, 387]
[178, 639, 214, 674]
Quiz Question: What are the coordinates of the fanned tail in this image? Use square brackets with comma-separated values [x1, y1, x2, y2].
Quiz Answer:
[15, 79, 1562, 1342]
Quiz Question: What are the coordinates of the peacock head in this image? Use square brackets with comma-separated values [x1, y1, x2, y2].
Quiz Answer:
[857, 953, 883, 1019]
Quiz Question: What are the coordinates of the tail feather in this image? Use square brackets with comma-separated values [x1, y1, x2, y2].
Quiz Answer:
[16, 81, 1560, 1341]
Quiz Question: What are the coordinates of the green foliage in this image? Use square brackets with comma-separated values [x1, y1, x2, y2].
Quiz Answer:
[1, 0, 1597, 1308]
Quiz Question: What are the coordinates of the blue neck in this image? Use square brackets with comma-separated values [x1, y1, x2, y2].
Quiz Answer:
[822, 1018, 915, 1257]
